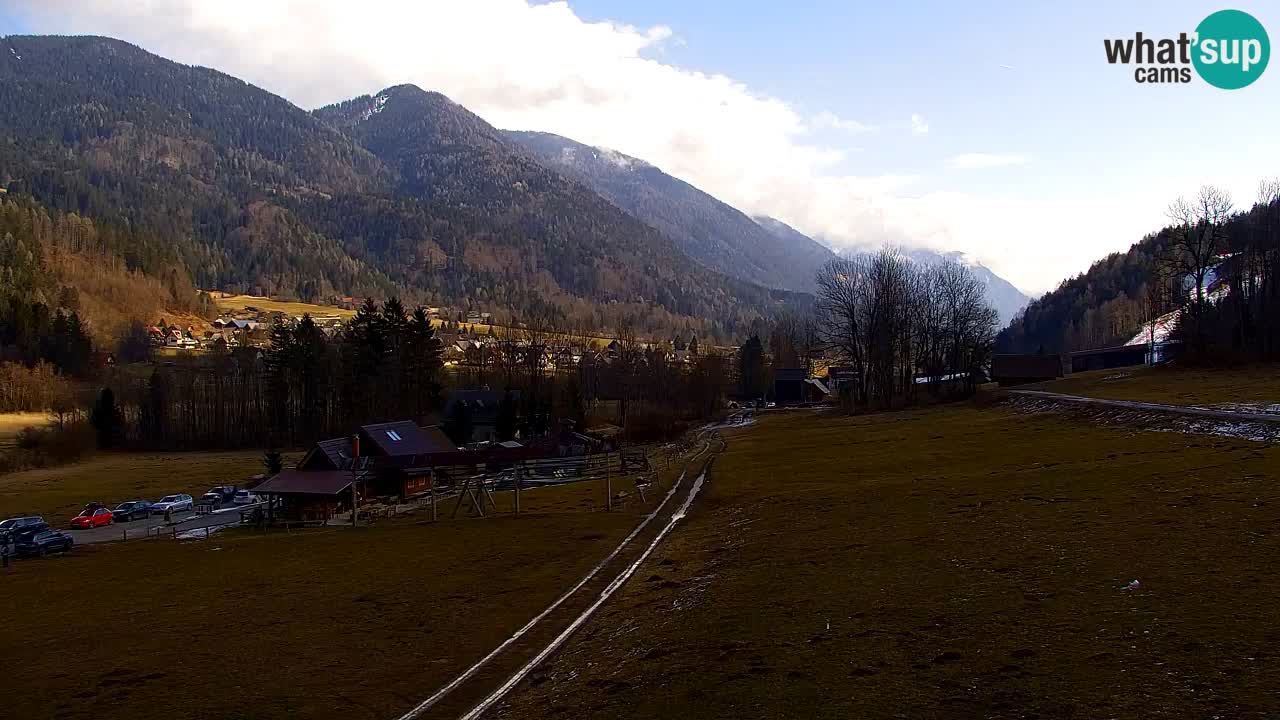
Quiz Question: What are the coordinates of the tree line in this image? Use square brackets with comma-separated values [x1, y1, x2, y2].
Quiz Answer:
[1000, 182, 1280, 362]
[814, 247, 998, 410]
[88, 300, 736, 453]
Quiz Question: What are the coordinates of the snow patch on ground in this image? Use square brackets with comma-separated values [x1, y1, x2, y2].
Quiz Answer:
[176, 525, 225, 541]
[704, 415, 755, 431]
[1006, 395, 1280, 443]
[1193, 402, 1280, 416]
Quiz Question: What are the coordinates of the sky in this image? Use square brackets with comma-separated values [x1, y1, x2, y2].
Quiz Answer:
[3, 1, 1278, 295]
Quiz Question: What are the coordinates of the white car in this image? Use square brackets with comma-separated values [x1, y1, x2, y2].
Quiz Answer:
[150, 494, 194, 515]
[232, 490, 262, 505]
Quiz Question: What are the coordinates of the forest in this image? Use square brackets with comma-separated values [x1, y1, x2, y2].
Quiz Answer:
[998, 183, 1280, 363]
[0, 195, 211, 381]
[815, 248, 999, 410]
[84, 299, 735, 453]
[0, 35, 798, 341]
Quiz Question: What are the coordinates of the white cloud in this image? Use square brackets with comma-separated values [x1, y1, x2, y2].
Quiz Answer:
[5, 0, 1146, 293]
[810, 111, 876, 134]
[945, 153, 1030, 169]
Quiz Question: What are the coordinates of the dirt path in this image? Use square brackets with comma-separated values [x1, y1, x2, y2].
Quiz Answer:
[394, 435, 723, 720]
[1009, 389, 1280, 425]
[1007, 389, 1280, 442]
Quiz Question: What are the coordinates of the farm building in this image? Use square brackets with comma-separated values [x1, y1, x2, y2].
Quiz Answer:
[444, 390, 520, 443]
[1068, 344, 1149, 373]
[991, 354, 1065, 386]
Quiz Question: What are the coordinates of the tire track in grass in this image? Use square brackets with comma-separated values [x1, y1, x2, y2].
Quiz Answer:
[394, 439, 717, 720]
[459, 462, 713, 720]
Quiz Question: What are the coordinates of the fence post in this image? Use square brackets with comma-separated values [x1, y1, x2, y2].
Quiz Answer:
[430, 486, 438, 522]
[606, 451, 613, 512]
[514, 463, 522, 517]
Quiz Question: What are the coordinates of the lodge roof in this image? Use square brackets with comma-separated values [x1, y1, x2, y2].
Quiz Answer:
[255, 470, 353, 496]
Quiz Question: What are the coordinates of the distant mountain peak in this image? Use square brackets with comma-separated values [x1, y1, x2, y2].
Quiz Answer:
[838, 246, 1030, 327]
[509, 130, 834, 293]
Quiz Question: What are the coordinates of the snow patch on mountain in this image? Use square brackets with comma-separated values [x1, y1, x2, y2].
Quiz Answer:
[358, 92, 391, 122]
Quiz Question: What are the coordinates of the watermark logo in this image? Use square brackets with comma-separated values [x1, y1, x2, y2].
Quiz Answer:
[1104, 9, 1269, 89]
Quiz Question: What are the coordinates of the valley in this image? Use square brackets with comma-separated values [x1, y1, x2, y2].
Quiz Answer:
[1, 12, 1278, 720]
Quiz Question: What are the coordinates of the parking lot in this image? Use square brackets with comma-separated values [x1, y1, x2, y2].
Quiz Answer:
[2, 495, 271, 564]
[61, 503, 266, 545]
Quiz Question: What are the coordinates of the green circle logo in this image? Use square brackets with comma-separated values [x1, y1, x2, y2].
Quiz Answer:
[1193, 9, 1270, 89]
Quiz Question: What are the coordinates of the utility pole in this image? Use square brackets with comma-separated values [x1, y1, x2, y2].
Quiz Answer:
[514, 462, 521, 516]
[351, 434, 360, 528]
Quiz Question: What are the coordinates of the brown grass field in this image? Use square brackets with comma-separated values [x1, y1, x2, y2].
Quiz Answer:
[0, 454, 680, 720]
[0, 450, 279, 522]
[213, 293, 358, 320]
[1033, 363, 1280, 407]
[0, 411, 51, 451]
[495, 405, 1280, 719]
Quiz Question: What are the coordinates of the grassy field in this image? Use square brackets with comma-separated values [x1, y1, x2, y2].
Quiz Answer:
[0, 452, 685, 720]
[495, 405, 1280, 719]
[212, 293, 358, 320]
[0, 411, 50, 451]
[1033, 363, 1280, 407]
[0, 450, 277, 522]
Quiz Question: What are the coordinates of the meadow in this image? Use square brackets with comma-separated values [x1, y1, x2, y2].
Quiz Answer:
[496, 404, 1280, 719]
[0, 449, 683, 720]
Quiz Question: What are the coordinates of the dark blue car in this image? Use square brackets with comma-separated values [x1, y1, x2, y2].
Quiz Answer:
[15, 529, 74, 557]
[112, 501, 152, 522]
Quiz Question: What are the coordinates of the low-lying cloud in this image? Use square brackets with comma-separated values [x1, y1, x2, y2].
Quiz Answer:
[946, 153, 1030, 169]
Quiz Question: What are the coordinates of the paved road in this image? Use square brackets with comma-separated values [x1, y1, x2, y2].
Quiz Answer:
[65, 504, 265, 545]
[1009, 390, 1280, 425]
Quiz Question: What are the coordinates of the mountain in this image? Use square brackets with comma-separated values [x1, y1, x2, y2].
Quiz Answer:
[751, 215, 842, 282]
[906, 249, 1030, 328]
[506, 131, 835, 292]
[0, 36, 798, 340]
[838, 247, 1030, 327]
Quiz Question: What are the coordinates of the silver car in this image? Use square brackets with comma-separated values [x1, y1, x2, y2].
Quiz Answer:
[150, 494, 194, 514]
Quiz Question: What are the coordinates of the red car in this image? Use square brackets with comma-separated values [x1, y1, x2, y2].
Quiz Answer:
[70, 504, 113, 529]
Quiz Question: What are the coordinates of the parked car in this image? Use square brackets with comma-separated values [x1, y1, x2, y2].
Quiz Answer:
[207, 485, 238, 503]
[197, 492, 224, 511]
[15, 529, 74, 557]
[112, 501, 152, 523]
[232, 490, 261, 505]
[70, 505, 114, 529]
[151, 494, 194, 515]
[0, 516, 47, 545]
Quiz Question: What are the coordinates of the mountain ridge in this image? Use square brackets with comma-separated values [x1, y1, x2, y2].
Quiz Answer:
[506, 130, 835, 293]
[0, 35, 799, 340]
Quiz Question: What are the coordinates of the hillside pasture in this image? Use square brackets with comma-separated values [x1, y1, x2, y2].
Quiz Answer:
[495, 404, 1280, 719]
[1033, 363, 1280, 409]
[0, 450, 689, 720]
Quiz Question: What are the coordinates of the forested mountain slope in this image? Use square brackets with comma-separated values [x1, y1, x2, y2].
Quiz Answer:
[997, 190, 1280, 357]
[507, 131, 835, 292]
[0, 36, 796, 340]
